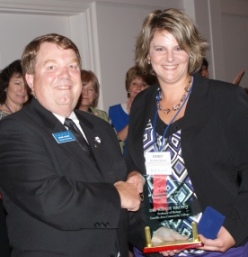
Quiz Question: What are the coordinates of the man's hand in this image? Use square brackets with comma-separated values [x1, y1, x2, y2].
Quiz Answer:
[127, 171, 145, 194]
[199, 226, 235, 252]
[114, 181, 141, 211]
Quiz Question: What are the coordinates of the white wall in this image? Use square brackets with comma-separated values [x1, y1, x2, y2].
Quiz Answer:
[94, 1, 183, 110]
[0, 0, 247, 113]
[218, 0, 248, 86]
[191, 0, 248, 87]
[0, 13, 70, 68]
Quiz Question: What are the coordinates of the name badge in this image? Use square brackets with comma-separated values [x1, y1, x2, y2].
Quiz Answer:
[145, 152, 172, 175]
[52, 131, 76, 144]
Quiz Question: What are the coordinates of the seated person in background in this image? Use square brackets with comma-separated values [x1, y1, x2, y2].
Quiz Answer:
[199, 57, 245, 85]
[108, 66, 151, 154]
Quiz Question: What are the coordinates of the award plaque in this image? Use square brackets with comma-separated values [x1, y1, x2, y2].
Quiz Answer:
[142, 175, 203, 254]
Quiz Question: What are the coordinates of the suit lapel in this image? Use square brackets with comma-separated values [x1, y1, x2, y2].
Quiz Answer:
[52, 121, 89, 164]
[183, 74, 210, 138]
[78, 116, 105, 175]
[56, 122, 103, 180]
[76, 111, 121, 180]
[182, 74, 211, 165]
[29, 99, 103, 180]
[130, 86, 158, 173]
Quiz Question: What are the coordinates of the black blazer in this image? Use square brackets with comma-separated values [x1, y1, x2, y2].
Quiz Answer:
[126, 74, 248, 247]
[0, 98, 138, 257]
[0, 200, 10, 256]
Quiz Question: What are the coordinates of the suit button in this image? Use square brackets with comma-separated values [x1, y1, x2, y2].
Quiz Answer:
[94, 222, 100, 228]
[102, 222, 108, 228]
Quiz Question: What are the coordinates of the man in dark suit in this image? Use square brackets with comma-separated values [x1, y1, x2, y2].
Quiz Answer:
[0, 33, 144, 257]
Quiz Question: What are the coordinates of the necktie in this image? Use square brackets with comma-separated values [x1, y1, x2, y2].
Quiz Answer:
[64, 118, 92, 157]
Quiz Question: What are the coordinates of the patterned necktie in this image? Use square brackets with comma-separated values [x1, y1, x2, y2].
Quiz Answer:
[64, 118, 92, 157]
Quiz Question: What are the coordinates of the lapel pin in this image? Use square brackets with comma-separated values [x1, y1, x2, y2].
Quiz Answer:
[94, 136, 101, 144]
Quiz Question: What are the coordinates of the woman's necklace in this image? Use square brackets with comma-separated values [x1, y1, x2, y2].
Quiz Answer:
[4, 103, 13, 114]
[157, 77, 192, 115]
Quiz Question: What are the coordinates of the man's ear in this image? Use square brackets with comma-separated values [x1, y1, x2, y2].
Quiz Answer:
[25, 74, 34, 92]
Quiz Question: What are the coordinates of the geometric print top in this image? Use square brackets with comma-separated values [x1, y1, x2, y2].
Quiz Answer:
[143, 119, 204, 256]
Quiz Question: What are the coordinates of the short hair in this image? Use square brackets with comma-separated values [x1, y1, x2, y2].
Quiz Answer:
[125, 66, 148, 92]
[135, 8, 208, 75]
[81, 70, 100, 108]
[21, 33, 81, 76]
[0, 59, 24, 104]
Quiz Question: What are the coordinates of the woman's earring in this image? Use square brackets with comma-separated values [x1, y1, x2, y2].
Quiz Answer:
[147, 59, 151, 65]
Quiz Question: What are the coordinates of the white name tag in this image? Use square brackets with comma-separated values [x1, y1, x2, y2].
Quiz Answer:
[145, 152, 172, 175]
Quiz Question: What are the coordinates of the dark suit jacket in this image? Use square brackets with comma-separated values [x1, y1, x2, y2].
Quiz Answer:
[0, 98, 139, 257]
[0, 199, 10, 256]
[126, 74, 248, 248]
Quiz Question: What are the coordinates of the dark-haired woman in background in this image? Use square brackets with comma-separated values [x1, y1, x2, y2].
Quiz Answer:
[0, 59, 28, 118]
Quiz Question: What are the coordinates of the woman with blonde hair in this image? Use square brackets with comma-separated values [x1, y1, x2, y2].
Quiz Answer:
[127, 8, 248, 257]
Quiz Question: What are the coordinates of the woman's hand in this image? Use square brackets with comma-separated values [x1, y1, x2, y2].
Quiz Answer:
[152, 227, 188, 256]
[152, 227, 189, 245]
[199, 226, 235, 252]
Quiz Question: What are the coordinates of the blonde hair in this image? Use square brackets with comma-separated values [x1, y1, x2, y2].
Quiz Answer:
[135, 8, 208, 75]
[125, 66, 148, 92]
